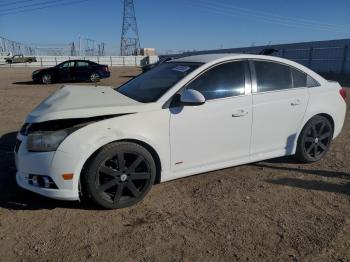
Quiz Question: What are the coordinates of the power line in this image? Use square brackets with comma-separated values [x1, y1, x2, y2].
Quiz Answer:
[0, 0, 91, 16]
[0, 0, 67, 12]
[0, 0, 37, 8]
[189, 0, 346, 32]
[182, 0, 350, 34]
[200, 0, 350, 32]
[196, 0, 349, 30]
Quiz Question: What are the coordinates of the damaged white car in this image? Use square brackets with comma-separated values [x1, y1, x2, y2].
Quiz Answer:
[15, 54, 347, 209]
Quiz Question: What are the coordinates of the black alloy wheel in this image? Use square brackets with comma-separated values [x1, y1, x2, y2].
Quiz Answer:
[83, 142, 156, 209]
[296, 115, 333, 163]
[90, 72, 100, 82]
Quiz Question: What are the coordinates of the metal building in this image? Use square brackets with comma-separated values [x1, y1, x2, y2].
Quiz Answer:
[178, 39, 350, 74]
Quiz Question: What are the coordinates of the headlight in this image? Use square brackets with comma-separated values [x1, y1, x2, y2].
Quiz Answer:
[27, 130, 69, 152]
[32, 70, 41, 76]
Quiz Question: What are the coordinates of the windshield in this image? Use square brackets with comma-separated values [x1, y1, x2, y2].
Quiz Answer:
[117, 62, 202, 103]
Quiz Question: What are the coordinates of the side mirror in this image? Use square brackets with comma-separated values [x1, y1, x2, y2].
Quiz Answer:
[180, 89, 206, 106]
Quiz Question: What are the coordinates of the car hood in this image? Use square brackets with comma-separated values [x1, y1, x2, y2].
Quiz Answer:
[26, 85, 157, 123]
[33, 67, 54, 74]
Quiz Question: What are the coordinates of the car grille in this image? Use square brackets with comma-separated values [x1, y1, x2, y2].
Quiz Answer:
[14, 139, 21, 153]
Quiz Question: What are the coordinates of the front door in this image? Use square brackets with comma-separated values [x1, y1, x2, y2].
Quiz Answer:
[57, 61, 75, 82]
[170, 60, 252, 172]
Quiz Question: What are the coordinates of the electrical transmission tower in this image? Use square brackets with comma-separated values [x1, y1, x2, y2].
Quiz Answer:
[70, 42, 77, 56]
[120, 0, 140, 56]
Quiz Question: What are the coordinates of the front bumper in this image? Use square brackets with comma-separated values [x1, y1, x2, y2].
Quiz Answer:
[15, 134, 80, 201]
[32, 76, 40, 82]
[16, 172, 78, 201]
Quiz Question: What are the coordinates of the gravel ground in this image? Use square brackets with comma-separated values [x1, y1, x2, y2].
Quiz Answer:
[0, 67, 349, 262]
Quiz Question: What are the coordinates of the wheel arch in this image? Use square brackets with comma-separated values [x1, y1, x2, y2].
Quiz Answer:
[297, 112, 335, 144]
[293, 113, 335, 152]
[317, 113, 335, 131]
[300, 113, 335, 135]
[80, 138, 162, 185]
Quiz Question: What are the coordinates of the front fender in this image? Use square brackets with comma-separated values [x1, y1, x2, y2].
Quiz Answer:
[50, 111, 170, 197]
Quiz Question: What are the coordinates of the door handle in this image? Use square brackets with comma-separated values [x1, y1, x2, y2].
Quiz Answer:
[291, 99, 301, 106]
[232, 109, 248, 117]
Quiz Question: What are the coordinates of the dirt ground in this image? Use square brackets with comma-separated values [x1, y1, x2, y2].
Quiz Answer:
[0, 67, 349, 262]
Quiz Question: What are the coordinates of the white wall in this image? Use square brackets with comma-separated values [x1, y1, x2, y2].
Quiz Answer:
[0, 55, 159, 67]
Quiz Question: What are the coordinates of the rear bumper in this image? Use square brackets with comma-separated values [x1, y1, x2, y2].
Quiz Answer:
[32, 76, 40, 82]
[99, 71, 110, 79]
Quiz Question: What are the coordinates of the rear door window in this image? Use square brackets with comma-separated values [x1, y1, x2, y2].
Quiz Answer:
[76, 61, 90, 67]
[291, 68, 307, 88]
[254, 61, 292, 92]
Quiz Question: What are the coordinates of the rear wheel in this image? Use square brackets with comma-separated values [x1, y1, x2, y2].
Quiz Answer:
[296, 115, 333, 163]
[41, 74, 52, 84]
[90, 72, 100, 82]
[82, 142, 156, 209]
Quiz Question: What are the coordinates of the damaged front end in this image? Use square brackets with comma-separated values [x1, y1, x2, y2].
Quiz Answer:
[19, 115, 126, 153]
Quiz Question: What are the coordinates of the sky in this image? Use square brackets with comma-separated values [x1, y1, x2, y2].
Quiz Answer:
[0, 0, 350, 55]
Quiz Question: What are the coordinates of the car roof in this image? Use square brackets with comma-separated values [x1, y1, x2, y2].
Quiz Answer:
[72, 60, 93, 62]
[59, 60, 95, 63]
[170, 53, 294, 64]
[171, 54, 242, 63]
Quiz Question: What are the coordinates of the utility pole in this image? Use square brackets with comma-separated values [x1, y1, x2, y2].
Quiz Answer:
[120, 0, 141, 56]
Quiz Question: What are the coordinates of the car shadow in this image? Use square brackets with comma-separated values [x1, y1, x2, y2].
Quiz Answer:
[120, 75, 137, 78]
[266, 177, 350, 196]
[254, 162, 350, 180]
[12, 81, 37, 85]
[12, 80, 100, 86]
[254, 162, 350, 197]
[0, 132, 98, 211]
[1, 130, 349, 210]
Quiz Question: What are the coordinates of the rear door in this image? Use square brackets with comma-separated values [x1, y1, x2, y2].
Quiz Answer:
[74, 61, 91, 80]
[250, 60, 309, 157]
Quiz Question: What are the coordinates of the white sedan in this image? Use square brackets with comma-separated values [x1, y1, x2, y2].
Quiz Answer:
[15, 54, 347, 209]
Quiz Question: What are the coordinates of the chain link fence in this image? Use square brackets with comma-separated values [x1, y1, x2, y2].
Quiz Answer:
[0, 56, 159, 68]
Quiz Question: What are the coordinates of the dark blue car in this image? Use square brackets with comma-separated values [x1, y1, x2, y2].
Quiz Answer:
[32, 60, 110, 84]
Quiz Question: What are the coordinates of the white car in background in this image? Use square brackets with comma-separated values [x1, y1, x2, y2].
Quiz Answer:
[15, 54, 347, 209]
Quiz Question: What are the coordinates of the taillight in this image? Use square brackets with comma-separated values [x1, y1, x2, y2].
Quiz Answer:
[339, 87, 347, 101]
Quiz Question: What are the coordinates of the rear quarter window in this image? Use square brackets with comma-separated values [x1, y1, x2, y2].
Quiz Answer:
[291, 68, 320, 88]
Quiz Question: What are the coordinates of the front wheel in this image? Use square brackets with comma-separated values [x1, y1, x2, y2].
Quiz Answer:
[295, 115, 333, 163]
[82, 142, 156, 209]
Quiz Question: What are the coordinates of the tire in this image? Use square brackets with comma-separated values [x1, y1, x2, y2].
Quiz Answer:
[41, 74, 52, 84]
[295, 115, 333, 163]
[90, 72, 100, 82]
[82, 142, 156, 209]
